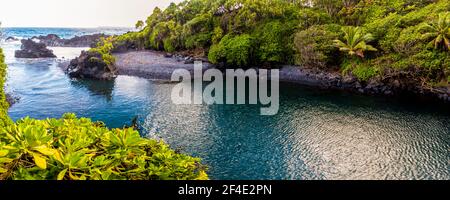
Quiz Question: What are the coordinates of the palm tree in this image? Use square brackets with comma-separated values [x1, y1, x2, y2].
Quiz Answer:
[420, 12, 450, 51]
[333, 26, 377, 58]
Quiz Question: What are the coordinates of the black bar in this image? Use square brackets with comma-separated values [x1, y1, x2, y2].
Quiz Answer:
[0, 181, 447, 199]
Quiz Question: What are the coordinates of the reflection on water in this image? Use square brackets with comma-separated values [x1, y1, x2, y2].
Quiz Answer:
[3, 45, 450, 180]
[70, 79, 115, 101]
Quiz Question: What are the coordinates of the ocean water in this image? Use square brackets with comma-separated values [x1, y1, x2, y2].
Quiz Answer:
[2, 28, 450, 180]
[2, 27, 131, 39]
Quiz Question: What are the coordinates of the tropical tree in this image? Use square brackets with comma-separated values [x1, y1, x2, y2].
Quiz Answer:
[420, 12, 450, 51]
[135, 20, 144, 30]
[333, 26, 377, 58]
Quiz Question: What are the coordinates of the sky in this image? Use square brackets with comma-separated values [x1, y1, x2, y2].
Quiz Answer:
[0, 0, 182, 28]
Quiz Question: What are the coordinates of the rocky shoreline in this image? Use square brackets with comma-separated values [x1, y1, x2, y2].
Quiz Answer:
[15, 39, 56, 58]
[278, 66, 450, 102]
[66, 50, 118, 80]
[114, 51, 213, 80]
[6, 93, 20, 106]
[109, 50, 450, 103]
[31, 34, 108, 47]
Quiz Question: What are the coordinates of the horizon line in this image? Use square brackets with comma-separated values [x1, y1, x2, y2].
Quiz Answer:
[1, 26, 134, 29]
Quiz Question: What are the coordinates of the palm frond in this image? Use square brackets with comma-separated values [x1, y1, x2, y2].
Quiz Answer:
[335, 26, 377, 58]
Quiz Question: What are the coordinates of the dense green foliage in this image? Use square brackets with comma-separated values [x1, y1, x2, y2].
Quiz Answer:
[89, 37, 116, 68]
[103, 0, 449, 85]
[110, 0, 303, 67]
[0, 49, 11, 127]
[208, 34, 254, 66]
[82, 0, 449, 85]
[0, 114, 208, 180]
[294, 0, 450, 83]
[294, 24, 342, 68]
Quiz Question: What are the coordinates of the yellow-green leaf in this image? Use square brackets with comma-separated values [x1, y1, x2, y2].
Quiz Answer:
[33, 146, 55, 156]
[1, 146, 16, 150]
[0, 167, 8, 173]
[0, 157, 13, 163]
[0, 150, 9, 157]
[32, 153, 47, 169]
[69, 171, 79, 180]
[57, 169, 67, 180]
[195, 170, 209, 180]
[52, 151, 64, 164]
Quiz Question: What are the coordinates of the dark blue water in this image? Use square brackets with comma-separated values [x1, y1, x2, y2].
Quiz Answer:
[3, 28, 450, 180]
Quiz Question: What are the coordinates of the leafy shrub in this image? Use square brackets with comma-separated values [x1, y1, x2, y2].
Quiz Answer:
[378, 27, 402, 52]
[163, 38, 176, 53]
[184, 33, 211, 49]
[113, 31, 146, 52]
[346, 0, 406, 26]
[208, 34, 254, 67]
[148, 22, 167, 50]
[184, 13, 213, 35]
[411, 50, 448, 76]
[0, 113, 208, 180]
[393, 25, 424, 55]
[211, 26, 224, 44]
[398, 0, 450, 27]
[253, 20, 293, 65]
[340, 59, 380, 81]
[297, 8, 332, 28]
[364, 13, 401, 41]
[294, 24, 342, 67]
[89, 37, 116, 67]
[352, 64, 379, 82]
[208, 44, 225, 65]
